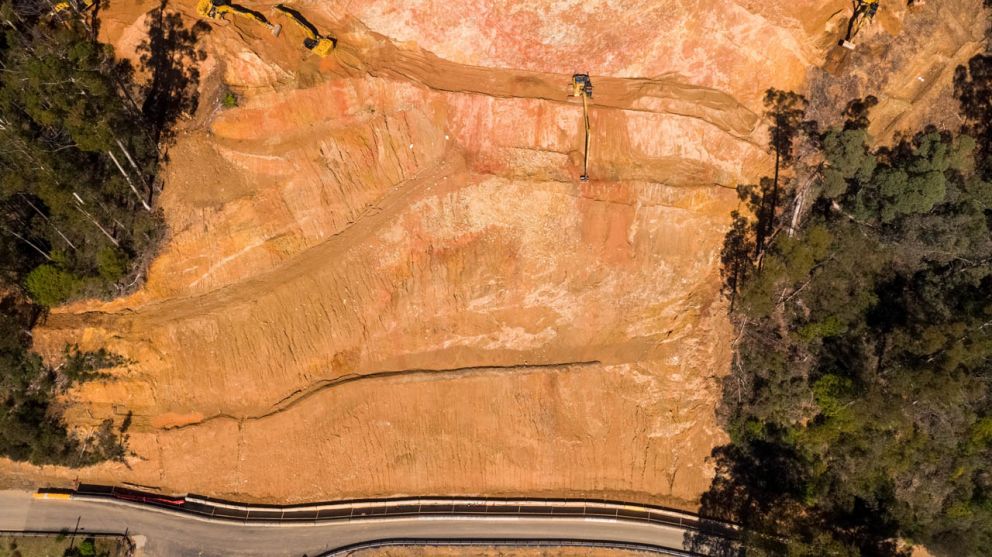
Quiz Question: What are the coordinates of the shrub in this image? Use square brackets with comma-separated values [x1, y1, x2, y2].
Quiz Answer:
[25, 265, 82, 307]
[95, 247, 127, 283]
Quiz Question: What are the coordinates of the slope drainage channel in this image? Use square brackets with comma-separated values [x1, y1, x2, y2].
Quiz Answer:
[161, 360, 603, 431]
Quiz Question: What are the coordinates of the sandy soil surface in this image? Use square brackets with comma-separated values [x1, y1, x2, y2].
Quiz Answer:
[0, 0, 987, 508]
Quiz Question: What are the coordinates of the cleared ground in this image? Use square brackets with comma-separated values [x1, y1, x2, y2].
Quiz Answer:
[1, 0, 986, 509]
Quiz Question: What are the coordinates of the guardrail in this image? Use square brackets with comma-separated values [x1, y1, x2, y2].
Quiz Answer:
[321, 538, 695, 556]
[41, 484, 738, 539]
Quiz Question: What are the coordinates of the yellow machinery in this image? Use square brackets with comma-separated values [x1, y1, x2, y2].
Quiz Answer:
[571, 74, 593, 182]
[840, 0, 879, 50]
[274, 4, 336, 57]
[51, 0, 94, 15]
[196, 0, 282, 36]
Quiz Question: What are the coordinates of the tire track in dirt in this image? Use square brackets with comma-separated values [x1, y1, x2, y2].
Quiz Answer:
[329, 17, 763, 142]
[42, 151, 469, 328]
[46, 0, 759, 441]
[191, 6, 762, 142]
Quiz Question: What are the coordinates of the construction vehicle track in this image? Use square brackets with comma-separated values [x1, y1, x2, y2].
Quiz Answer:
[189, 5, 762, 140]
[330, 20, 762, 141]
[23, 0, 888, 506]
[34, 11, 766, 438]
[44, 7, 766, 329]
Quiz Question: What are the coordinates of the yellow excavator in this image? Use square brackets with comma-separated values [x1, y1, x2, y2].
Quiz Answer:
[571, 74, 593, 182]
[50, 0, 94, 15]
[196, 0, 282, 36]
[839, 0, 879, 50]
[274, 4, 336, 57]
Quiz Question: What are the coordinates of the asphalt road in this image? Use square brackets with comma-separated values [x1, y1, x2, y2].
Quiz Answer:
[0, 490, 694, 556]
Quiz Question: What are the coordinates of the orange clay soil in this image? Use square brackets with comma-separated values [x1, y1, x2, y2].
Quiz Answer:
[1, 0, 987, 508]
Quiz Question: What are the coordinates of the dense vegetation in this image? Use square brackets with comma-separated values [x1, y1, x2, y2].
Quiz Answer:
[0, 2, 165, 303]
[3, 533, 125, 557]
[693, 49, 992, 556]
[0, 303, 127, 466]
[0, 1, 203, 466]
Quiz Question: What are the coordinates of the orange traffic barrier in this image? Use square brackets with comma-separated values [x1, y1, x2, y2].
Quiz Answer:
[33, 491, 72, 500]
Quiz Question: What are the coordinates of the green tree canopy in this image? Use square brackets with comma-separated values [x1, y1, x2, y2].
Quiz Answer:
[0, 0, 204, 466]
[697, 82, 992, 556]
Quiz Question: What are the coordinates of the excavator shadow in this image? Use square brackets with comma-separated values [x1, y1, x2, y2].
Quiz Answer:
[196, 0, 281, 36]
[273, 4, 318, 38]
[571, 73, 593, 182]
[274, 3, 337, 57]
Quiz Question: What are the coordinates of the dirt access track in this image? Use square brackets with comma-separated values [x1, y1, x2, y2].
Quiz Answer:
[3, 0, 987, 508]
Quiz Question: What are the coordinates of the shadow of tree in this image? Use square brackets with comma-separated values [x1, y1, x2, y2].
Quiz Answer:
[686, 434, 910, 556]
[954, 53, 992, 181]
[137, 0, 210, 148]
[684, 442, 802, 557]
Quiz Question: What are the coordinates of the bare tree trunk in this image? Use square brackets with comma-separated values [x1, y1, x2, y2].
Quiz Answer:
[107, 150, 151, 211]
[3, 227, 52, 260]
[73, 196, 120, 246]
[18, 193, 78, 250]
[788, 186, 804, 238]
[115, 138, 150, 191]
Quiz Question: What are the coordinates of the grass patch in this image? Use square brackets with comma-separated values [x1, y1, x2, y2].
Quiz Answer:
[0, 535, 127, 557]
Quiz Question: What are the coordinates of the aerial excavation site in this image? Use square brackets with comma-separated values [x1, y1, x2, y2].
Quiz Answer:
[0, 0, 990, 555]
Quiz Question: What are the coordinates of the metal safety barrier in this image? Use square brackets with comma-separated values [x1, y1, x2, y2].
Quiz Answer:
[44, 484, 738, 539]
[321, 538, 696, 556]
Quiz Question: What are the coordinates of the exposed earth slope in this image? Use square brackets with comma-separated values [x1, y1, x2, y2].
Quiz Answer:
[2, 0, 987, 507]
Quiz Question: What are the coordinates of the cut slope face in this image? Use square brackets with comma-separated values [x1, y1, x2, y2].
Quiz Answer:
[7, 0, 987, 506]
